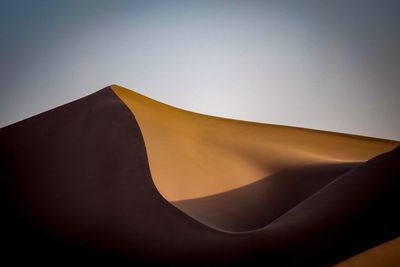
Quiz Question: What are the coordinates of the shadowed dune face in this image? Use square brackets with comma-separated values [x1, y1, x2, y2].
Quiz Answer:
[112, 85, 398, 232]
[1, 85, 399, 266]
[173, 163, 359, 232]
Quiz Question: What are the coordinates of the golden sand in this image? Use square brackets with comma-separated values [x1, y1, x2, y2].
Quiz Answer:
[112, 84, 399, 265]
[111, 84, 397, 201]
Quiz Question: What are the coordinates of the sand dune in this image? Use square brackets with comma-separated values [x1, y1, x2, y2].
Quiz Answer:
[0, 85, 399, 266]
[112, 84, 397, 231]
[173, 163, 359, 232]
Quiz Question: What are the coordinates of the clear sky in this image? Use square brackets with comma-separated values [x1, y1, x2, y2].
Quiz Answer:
[1, 0, 399, 140]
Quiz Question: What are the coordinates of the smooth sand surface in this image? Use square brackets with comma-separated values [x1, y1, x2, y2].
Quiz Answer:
[112, 85, 400, 265]
[172, 162, 359, 231]
[112, 85, 397, 199]
[335, 237, 400, 267]
[112, 84, 398, 229]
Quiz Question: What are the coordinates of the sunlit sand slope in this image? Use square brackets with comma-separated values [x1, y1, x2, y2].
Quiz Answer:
[112, 84, 397, 231]
[113, 85, 400, 265]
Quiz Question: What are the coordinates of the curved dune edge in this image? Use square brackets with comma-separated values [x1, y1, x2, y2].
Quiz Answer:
[171, 162, 360, 231]
[111, 84, 398, 202]
[335, 237, 400, 267]
[111, 84, 400, 264]
[111, 84, 398, 229]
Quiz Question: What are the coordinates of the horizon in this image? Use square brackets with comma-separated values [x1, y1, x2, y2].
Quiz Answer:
[1, 0, 399, 140]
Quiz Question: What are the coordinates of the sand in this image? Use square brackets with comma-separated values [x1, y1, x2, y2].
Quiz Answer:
[112, 84, 397, 228]
[112, 85, 400, 266]
[1, 85, 398, 266]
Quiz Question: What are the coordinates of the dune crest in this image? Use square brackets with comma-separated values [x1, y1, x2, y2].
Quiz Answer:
[111, 84, 396, 200]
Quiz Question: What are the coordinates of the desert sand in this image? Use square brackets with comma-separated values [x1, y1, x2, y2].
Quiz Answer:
[112, 85, 400, 266]
[336, 236, 400, 267]
[112, 85, 397, 229]
[0, 85, 398, 266]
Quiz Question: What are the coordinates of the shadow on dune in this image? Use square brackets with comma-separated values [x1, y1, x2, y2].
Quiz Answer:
[173, 162, 360, 232]
[255, 145, 400, 266]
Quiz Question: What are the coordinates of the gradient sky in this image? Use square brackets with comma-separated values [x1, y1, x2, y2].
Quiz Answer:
[1, 0, 399, 140]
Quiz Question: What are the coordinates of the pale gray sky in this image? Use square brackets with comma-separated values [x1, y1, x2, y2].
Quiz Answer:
[1, 0, 399, 140]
